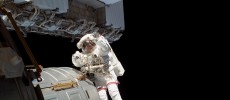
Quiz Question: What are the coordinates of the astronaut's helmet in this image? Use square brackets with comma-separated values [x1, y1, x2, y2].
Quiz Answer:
[77, 34, 95, 48]
[82, 39, 96, 53]
[83, 39, 95, 48]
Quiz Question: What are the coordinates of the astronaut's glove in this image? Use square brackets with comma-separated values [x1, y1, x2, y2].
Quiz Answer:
[72, 51, 82, 59]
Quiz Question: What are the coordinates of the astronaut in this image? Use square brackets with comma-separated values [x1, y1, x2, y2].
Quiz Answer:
[72, 33, 124, 100]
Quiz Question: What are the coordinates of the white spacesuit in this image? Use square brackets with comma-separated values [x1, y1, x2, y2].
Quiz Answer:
[72, 33, 124, 100]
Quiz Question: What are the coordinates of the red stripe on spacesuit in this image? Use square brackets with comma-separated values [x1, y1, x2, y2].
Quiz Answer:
[106, 82, 119, 86]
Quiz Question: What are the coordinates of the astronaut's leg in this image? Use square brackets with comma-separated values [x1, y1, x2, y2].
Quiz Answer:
[107, 82, 122, 100]
[95, 76, 109, 100]
[97, 88, 108, 100]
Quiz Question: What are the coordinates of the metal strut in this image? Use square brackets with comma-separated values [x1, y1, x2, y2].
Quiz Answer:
[0, 7, 42, 82]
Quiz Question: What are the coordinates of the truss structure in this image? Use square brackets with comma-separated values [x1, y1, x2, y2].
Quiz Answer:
[0, 1, 123, 43]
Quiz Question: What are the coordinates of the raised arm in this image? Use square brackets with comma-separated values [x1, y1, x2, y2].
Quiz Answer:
[96, 35, 111, 56]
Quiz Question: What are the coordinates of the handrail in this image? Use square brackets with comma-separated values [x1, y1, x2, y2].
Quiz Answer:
[0, 7, 42, 82]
